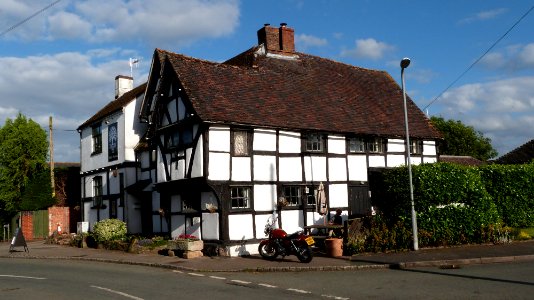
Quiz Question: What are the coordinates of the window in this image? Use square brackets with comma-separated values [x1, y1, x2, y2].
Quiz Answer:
[306, 186, 316, 205]
[283, 186, 301, 206]
[232, 130, 250, 156]
[367, 138, 385, 153]
[305, 133, 325, 152]
[348, 138, 366, 153]
[410, 140, 423, 155]
[92, 124, 102, 154]
[231, 187, 251, 209]
[92, 176, 103, 207]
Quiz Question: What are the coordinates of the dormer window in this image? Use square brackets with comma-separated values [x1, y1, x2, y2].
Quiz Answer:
[410, 140, 423, 155]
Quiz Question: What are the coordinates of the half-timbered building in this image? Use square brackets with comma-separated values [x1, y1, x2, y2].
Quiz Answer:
[134, 24, 442, 256]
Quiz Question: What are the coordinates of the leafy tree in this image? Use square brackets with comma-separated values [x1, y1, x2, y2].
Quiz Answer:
[0, 113, 50, 217]
[430, 116, 498, 160]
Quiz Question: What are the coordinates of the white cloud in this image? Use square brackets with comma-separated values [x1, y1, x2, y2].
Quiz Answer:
[340, 38, 394, 60]
[2, 0, 240, 48]
[459, 8, 507, 24]
[480, 43, 534, 71]
[439, 76, 534, 156]
[296, 34, 327, 49]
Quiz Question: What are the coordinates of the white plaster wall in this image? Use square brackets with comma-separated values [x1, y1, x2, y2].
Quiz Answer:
[178, 97, 186, 120]
[368, 156, 386, 168]
[208, 152, 230, 180]
[424, 157, 438, 164]
[253, 184, 277, 211]
[156, 149, 167, 183]
[328, 135, 346, 154]
[170, 215, 186, 238]
[228, 243, 258, 257]
[347, 155, 368, 181]
[278, 131, 300, 153]
[253, 129, 277, 151]
[170, 194, 181, 212]
[126, 195, 142, 233]
[278, 157, 302, 181]
[329, 184, 348, 208]
[191, 135, 204, 178]
[167, 99, 177, 124]
[186, 216, 202, 239]
[231, 157, 251, 181]
[306, 211, 327, 226]
[228, 214, 254, 240]
[253, 155, 277, 181]
[202, 212, 219, 240]
[280, 210, 304, 234]
[172, 159, 185, 180]
[255, 214, 275, 239]
[328, 157, 347, 181]
[139, 151, 150, 169]
[209, 127, 230, 152]
[388, 139, 405, 153]
[304, 156, 327, 182]
[423, 140, 437, 155]
[152, 192, 161, 212]
[387, 154, 406, 167]
[124, 99, 144, 162]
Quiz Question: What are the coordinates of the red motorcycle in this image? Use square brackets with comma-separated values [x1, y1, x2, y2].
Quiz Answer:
[258, 217, 315, 263]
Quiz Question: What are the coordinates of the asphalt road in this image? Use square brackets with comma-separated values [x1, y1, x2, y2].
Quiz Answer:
[2, 258, 534, 299]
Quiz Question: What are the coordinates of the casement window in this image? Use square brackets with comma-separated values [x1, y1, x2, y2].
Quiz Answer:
[348, 138, 366, 153]
[305, 133, 325, 152]
[92, 124, 102, 154]
[182, 192, 200, 212]
[232, 130, 251, 156]
[410, 140, 423, 155]
[230, 187, 251, 209]
[348, 137, 386, 153]
[305, 186, 317, 206]
[92, 176, 103, 207]
[282, 186, 302, 206]
[165, 126, 194, 151]
[367, 138, 385, 153]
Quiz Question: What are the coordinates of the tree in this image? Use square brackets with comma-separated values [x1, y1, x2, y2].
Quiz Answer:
[0, 113, 50, 218]
[430, 116, 498, 161]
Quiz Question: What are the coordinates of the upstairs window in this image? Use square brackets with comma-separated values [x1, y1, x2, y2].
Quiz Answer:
[410, 140, 423, 155]
[348, 138, 366, 153]
[232, 130, 251, 156]
[305, 133, 325, 152]
[92, 124, 102, 154]
[92, 176, 103, 207]
[367, 138, 385, 153]
[230, 187, 251, 209]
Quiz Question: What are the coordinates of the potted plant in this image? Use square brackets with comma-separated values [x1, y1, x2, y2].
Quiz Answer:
[168, 234, 203, 251]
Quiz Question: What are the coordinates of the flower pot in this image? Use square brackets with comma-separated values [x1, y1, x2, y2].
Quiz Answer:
[168, 239, 204, 251]
[325, 238, 343, 257]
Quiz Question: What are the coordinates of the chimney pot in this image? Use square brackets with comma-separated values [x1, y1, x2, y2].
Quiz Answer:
[280, 22, 287, 27]
[115, 75, 133, 99]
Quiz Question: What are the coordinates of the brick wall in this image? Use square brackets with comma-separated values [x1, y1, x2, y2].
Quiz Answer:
[21, 211, 33, 240]
[49, 206, 70, 234]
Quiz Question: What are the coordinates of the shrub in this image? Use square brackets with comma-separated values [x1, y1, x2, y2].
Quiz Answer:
[92, 219, 127, 243]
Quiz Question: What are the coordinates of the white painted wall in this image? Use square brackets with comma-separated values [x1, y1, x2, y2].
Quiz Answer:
[278, 157, 302, 181]
[278, 131, 300, 153]
[280, 210, 304, 234]
[231, 157, 251, 181]
[253, 155, 277, 181]
[328, 157, 347, 182]
[329, 184, 349, 208]
[191, 135, 204, 177]
[304, 156, 327, 182]
[228, 214, 254, 240]
[253, 184, 277, 212]
[368, 156, 386, 168]
[253, 129, 277, 151]
[328, 135, 346, 154]
[209, 127, 230, 152]
[388, 139, 405, 153]
[202, 212, 219, 240]
[387, 154, 405, 167]
[423, 140, 437, 155]
[347, 155, 368, 181]
[208, 152, 230, 180]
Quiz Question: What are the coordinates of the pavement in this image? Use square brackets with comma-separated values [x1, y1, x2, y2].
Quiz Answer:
[1, 239, 534, 272]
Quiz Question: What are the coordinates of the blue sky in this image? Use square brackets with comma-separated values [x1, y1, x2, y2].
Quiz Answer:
[1, 0, 533, 162]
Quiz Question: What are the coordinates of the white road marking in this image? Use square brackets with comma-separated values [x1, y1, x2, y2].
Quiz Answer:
[0, 275, 46, 280]
[287, 288, 312, 294]
[258, 283, 277, 288]
[231, 279, 251, 284]
[188, 273, 205, 277]
[209, 276, 226, 280]
[322, 295, 350, 300]
[91, 285, 144, 300]
[172, 270, 183, 274]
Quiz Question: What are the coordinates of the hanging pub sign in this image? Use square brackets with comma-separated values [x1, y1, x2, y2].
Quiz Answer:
[108, 122, 118, 161]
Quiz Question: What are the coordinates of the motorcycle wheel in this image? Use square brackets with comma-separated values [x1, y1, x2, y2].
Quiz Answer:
[258, 243, 278, 260]
[296, 245, 313, 263]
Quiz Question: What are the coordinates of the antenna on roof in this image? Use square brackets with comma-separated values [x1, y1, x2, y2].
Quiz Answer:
[129, 58, 139, 78]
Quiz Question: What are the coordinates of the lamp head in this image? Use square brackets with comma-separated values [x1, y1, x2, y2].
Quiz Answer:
[400, 57, 411, 69]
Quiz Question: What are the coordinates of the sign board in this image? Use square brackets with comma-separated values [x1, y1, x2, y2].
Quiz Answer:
[9, 228, 29, 253]
[77, 222, 89, 234]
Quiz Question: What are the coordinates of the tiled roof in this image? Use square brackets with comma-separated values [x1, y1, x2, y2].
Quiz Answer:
[439, 155, 486, 166]
[78, 82, 147, 130]
[157, 48, 441, 139]
[495, 139, 534, 164]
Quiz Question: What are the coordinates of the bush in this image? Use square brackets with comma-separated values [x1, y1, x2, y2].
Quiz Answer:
[92, 219, 127, 243]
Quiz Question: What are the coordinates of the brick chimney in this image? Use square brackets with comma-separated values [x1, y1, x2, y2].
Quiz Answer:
[257, 23, 295, 55]
[115, 75, 133, 99]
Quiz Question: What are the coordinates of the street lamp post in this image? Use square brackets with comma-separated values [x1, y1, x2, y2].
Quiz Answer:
[401, 57, 419, 251]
